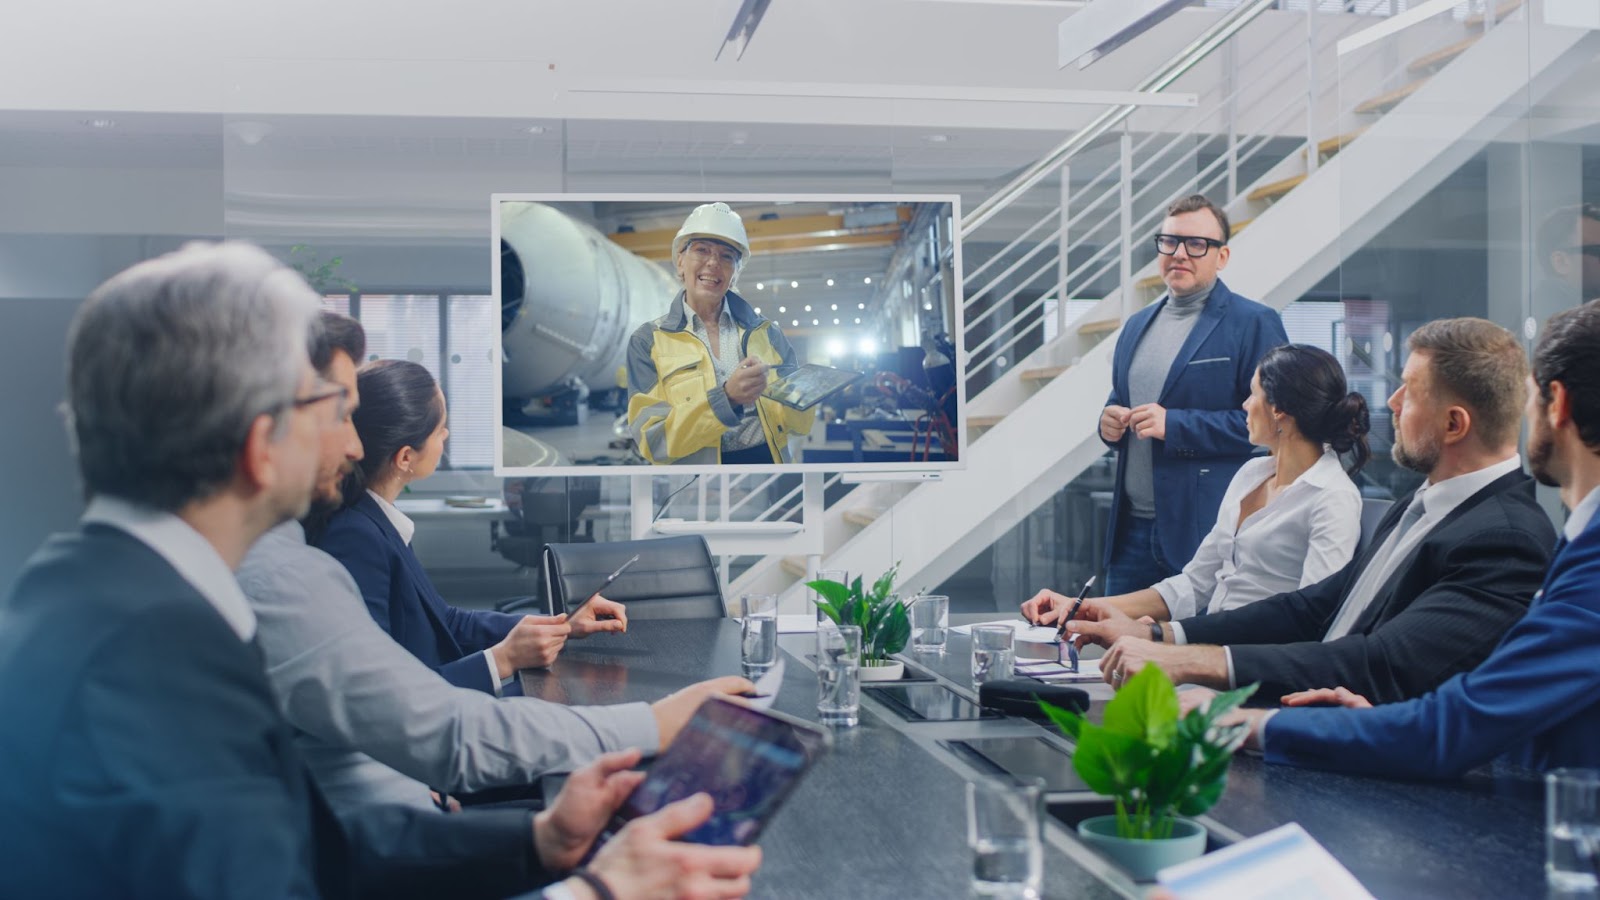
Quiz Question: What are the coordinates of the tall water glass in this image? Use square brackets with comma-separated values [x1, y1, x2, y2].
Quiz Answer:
[971, 624, 1015, 685]
[740, 593, 778, 674]
[1547, 768, 1600, 898]
[817, 624, 862, 728]
[813, 569, 848, 656]
[966, 774, 1044, 898]
[910, 594, 950, 654]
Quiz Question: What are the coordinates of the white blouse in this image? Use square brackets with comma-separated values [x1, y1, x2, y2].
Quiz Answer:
[1153, 449, 1362, 620]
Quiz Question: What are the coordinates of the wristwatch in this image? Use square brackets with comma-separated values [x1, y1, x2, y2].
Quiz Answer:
[1149, 622, 1164, 643]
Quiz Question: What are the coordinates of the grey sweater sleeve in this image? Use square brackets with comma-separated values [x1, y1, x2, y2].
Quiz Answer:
[239, 539, 660, 795]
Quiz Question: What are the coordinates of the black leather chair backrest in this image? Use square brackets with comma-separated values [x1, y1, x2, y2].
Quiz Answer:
[1356, 497, 1394, 560]
[543, 535, 725, 620]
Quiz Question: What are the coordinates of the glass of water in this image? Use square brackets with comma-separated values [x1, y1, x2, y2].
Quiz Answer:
[971, 624, 1015, 685]
[740, 593, 779, 674]
[910, 594, 949, 654]
[967, 774, 1044, 898]
[1547, 768, 1600, 897]
[817, 624, 862, 728]
[813, 569, 848, 656]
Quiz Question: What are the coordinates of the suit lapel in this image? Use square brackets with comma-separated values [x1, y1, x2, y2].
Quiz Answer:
[353, 494, 465, 657]
[1349, 470, 1529, 633]
[1158, 281, 1231, 404]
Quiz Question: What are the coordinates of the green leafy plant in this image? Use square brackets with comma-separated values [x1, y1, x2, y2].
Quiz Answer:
[288, 243, 358, 295]
[1039, 666, 1257, 840]
[806, 565, 909, 665]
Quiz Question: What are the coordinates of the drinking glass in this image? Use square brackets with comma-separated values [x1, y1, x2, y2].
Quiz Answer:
[1547, 768, 1600, 898]
[967, 774, 1044, 898]
[817, 624, 862, 727]
[910, 594, 950, 653]
[971, 624, 1015, 685]
[740, 593, 778, 673]
[813, 569, 848, 656]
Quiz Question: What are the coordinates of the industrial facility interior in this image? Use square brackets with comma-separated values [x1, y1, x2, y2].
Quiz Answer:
[3, 0, 1600, 894]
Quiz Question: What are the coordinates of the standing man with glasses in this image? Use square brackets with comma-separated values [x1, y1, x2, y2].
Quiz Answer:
[1098, 194, 1288, 596]
[1534, 203, 1600, 309]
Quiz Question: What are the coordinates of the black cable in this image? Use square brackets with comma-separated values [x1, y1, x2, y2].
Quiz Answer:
[652, 474, 701, 523]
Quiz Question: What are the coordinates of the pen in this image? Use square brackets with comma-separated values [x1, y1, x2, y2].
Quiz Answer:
[567, 554, 641, 618]
[1054, 576, 1096, 641]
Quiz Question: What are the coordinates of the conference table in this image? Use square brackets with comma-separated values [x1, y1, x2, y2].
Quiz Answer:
[522, 616, 1544, 899]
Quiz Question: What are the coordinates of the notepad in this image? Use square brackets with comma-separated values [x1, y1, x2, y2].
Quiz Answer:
[1156, 823, 1376, 899]
[950, 619, 1064, 644]
[1014, 658, 1103, 683]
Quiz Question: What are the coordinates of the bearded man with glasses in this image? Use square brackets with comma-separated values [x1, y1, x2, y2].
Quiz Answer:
[1098, 194, 1289, 597]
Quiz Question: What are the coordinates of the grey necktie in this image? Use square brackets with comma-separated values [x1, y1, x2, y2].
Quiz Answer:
[1323, 490, 1428, 641]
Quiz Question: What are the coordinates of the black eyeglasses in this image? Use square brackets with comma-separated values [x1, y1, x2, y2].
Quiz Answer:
[1154, 234, 1226, 258]
[290, 382, 350, 421]
[1561, 245, 1600, 261]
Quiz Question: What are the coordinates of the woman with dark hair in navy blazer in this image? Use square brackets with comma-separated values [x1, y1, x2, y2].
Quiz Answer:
[314, 360, 628, 695]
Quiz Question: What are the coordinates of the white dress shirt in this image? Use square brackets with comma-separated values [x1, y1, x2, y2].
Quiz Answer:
[1155, 449, 1361, 620]
[1322, 454, 1523, 641]
[82, 494, 257, 642]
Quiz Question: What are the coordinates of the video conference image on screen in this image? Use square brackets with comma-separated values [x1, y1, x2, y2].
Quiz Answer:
[495, 195, 965, 476]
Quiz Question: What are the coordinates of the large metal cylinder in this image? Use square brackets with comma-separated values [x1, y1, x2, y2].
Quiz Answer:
[500, 202, 679, 400]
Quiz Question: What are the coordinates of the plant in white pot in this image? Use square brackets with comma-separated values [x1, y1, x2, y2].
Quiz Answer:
[1038, 665, 1257, 880]
[807, 566, 910, 682]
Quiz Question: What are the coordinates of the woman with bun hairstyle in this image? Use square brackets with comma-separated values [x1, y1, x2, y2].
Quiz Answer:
[1025, 343, 1370, 624]
[314, 360, 627, 696]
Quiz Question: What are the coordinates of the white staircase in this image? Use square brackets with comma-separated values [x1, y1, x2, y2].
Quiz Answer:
[731, 4, 1600, 608]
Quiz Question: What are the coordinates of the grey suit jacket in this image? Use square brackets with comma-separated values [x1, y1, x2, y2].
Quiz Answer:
[237, 522, 660, 812]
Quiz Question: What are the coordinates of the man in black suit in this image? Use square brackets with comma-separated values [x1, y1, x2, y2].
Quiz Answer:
[0, 242, 761, 900]
[1065, 317, 1555, 704]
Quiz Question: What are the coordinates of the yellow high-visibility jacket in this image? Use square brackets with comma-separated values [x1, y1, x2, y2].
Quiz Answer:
[626, 291, 815, 465]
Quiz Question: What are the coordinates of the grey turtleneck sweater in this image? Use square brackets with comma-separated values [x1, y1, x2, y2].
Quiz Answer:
[1124, 283, 1213, 519]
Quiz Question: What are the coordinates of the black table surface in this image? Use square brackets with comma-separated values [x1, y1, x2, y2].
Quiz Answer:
[522, 618, 1544, 899]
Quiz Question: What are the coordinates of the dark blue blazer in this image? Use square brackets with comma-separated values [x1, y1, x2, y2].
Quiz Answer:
[316, 492, 524, 695]
[0, 523, 546, 898]
[1101, 278, 1288, 571]
[1264, 506, 1599, 778]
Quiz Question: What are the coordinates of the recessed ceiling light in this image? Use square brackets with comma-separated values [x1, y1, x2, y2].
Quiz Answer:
[791, 281, 799, 289]
[863, 277, 873, 285]
[778, 306, 786, 313]
[525, 125, 547, 135]
[804, 305, 811, 312]
[830, 304, 837, 311]
[858, 303, 866, 310]
[792, 319, 799, 327]
[833, 318, 840, 325]
[854, 317, 861, 324]
[756, 282, 764, 290]
[826, 278, 834, 287]
[812, 319, 819, 325]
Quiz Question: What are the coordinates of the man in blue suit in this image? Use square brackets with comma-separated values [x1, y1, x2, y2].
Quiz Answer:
[1100, 194, 1289, 594]
[1189, 301, 1600, 777]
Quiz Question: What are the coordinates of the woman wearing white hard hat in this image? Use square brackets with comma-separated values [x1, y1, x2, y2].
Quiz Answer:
[626, 202, 813, 464]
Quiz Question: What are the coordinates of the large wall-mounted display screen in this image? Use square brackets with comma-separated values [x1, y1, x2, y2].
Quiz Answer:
[494, 194, 966, 476]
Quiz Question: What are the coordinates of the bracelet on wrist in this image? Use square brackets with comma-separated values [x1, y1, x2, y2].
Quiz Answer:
[571, 869, 618, 900]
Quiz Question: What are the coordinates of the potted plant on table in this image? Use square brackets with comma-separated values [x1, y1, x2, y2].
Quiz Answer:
[807, 566, 910, 682]
[1038, 665, 1257, 879]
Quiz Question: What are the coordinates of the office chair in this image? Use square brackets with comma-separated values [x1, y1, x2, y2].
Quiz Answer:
[543, 535, 725, 620]
[1357, 497, 1395, 559]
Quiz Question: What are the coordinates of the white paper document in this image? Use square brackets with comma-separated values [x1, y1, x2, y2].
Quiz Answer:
[1156, 823, 1375, 899]
[1013, 658, 1103, 683]
[950, 619, 1063, 643]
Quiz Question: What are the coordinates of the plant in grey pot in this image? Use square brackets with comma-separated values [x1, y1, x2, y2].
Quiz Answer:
[1039, 665, 1257, 880]
[807, 566, 909, 681]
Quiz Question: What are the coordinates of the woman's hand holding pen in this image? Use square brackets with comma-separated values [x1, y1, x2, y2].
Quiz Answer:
[491, 614, 572, 678]
[724, 357, 768, 406]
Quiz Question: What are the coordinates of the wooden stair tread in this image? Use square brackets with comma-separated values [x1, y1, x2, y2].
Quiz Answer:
[1231, 217, 1254, 236]
[1306, 128, 1367, 158]
[1135, 274, 1165, 290]
[1408, 35, 1480, 72]
[1247, 173, 1307, 204]
[780, 556, 807, 577]
[843, 507, 884, 528]
[1355, 78, 1427, 115]
[1020, 365, 1071, 383]
[968, 414, 1005, 429]
[1077, 317, 1121, 336]
[1465, 0, 1523, 27]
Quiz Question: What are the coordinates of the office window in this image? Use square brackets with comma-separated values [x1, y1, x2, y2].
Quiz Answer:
[321, 295, 351, 316]
[445, 295, 497, 469]
[358, 295, 442, 375]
